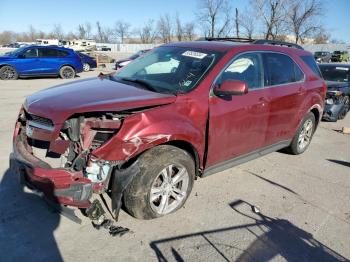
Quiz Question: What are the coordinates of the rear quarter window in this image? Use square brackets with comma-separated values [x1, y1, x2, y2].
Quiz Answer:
[301, 55, 322, 77]
[57, 50, 69, 57]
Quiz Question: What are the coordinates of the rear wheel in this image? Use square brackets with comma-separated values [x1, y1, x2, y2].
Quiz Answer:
[83, 63, 90, 72]
[287, 112, 316, 155]
[59, 66, 75, 79]
[123, 145, 195, 219]
[0, 66, 18, 80]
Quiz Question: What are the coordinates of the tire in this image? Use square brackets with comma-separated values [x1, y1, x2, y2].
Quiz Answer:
[124, 145, 195, 219]
[83, 63, 90, 72]
[286, 112, 316, 155]
[338, 96, 350, 120]
[59, 66, 75, 79]
[0, 65, 18, 80]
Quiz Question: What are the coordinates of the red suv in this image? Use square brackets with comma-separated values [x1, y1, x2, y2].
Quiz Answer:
[10, 39, 326, 221]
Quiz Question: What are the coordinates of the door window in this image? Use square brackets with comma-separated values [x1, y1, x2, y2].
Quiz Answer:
[38, 48, 58, 58]
[264, 53, 304, 86]
[23, 48, 38, 58]
[219, 53, 264, 89]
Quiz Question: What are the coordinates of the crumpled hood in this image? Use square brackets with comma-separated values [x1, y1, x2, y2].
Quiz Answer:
[25, 76, 176, 124]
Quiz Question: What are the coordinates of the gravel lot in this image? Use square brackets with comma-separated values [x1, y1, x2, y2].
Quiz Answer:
[0, 70, 349, 262]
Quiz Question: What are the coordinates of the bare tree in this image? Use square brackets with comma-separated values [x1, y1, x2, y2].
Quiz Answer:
[196, 0, 232, 38]
[286, 0, 323, 44]
[157, 14, 172, 43]
[51, 24, 64, 39]
[313, 28, 329, 44]
[251, 0, 288, 40]
[235, 8, 239, 38]
[85, 22, 92, 39]
[28, 25, 37, 41]
[240, 10, 255, 39]
[114, 20, 131, 43]
[138, 19, 157, 43]
[184, 22, 196, 40]
[77, 24, 87, 39]
[0, 31, 16, 45]
[175, 13, 185, 41]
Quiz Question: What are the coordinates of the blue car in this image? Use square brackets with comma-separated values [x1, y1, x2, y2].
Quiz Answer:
[77, 52, 97, 71]
[0, 45, 83, 80]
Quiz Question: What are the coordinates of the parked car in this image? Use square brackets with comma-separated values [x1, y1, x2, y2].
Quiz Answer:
[96, 45, 111, 51]
[319, 64, 350, 121]
[115, 49, 151, 69]
[314, 51, 332, 63]
[331, 51, 349, 62]
[10, 39, 326, 224]
[77, 52, 97, 71]
[0, 45, 83, 80]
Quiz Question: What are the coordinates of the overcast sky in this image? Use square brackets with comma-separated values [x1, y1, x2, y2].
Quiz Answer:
[0, 0, 349, 42]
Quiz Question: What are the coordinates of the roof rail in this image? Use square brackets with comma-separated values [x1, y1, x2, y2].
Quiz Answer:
[204, 37, 254, 43]
[201, 37, 304, 50]
[253, 39, 304, 50]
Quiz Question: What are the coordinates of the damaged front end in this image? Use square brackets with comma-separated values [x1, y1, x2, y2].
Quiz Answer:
[10, 107, 136, 222]
[322, 90, 348, 121]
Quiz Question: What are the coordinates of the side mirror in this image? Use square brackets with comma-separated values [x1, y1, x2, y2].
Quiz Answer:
[17, 54, 25, 58]
[214, 80, 248, 96]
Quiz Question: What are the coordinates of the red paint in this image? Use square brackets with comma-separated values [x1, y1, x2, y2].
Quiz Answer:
[12, 42, 326, 208]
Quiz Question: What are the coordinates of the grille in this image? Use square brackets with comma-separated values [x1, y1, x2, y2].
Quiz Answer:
[25, 111, 54, 128]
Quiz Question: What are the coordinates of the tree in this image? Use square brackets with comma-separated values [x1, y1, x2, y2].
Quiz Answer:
[51, 24, 64, 39]
[114, 20, 131, 43]
[196, 0, 232, 38]
[175, 13, 184, 41]
[77, 24, 87, 39]
[95, 21, 112, 43]
[235, 8, 239, 38]
[251, 0, 288, 40]
[157, 14, 172, 43]
[184, 22, 196, 40]
[287, 0, 323, 44]
[0, 31, 15, 45]
[138, 19, 157, 44]
[313, 29, 329, 44]
[240, 10, 255, 39]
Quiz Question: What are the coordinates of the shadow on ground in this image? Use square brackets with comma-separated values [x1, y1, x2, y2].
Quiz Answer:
[328, 159, 350, 168]
[150, 199, 347, 262]
[0, 169, 62, 262]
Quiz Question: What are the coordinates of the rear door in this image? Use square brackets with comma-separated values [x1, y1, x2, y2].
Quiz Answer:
[206, 52, 270, 168]
[262, 52, 305, 146]
[37, 48, 60, 74]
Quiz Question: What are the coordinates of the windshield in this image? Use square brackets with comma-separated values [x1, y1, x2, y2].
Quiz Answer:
[113, 46, 222, 94]
[320, 66, 350, 82]
[4, 46, 27, 57]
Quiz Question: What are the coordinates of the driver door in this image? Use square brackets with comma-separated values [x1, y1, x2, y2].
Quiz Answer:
[206, 52, 270, 169]
[16, 48, 41, 75]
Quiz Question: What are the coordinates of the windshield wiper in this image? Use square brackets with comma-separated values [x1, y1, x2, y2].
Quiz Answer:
[119, 77, 158, 92]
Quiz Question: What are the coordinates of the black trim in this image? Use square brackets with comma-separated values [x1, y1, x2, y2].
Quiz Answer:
[202, 140, 291, 177]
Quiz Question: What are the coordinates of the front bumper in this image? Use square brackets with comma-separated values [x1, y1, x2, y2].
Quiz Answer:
[322, 103, 345, 121]
[10, 134, 93, 208]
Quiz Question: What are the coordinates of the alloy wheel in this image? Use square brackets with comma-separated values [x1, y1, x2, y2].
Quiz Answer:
[297, 119, 313, 151]
[150, 164, 189, 215]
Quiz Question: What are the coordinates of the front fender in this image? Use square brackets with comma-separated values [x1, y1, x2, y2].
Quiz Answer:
[92, 109, 204, 165]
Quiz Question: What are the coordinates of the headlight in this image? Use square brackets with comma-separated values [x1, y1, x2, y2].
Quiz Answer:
[326, 98, 334, 105]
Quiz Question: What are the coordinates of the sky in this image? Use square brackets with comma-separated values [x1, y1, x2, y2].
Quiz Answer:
[0, 0, 349, 42]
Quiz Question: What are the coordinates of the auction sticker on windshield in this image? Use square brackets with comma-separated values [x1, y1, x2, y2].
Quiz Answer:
[182, 51, 207, 59]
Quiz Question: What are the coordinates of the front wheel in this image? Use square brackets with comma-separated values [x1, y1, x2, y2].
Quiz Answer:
[123, 145, 195, 219]
[0, 66, 18, 80]
[287, 112, 316, 155]
[59, 66, 75, 79]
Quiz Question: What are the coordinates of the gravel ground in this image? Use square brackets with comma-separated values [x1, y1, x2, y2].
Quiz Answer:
[0, 70, 349, 262]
